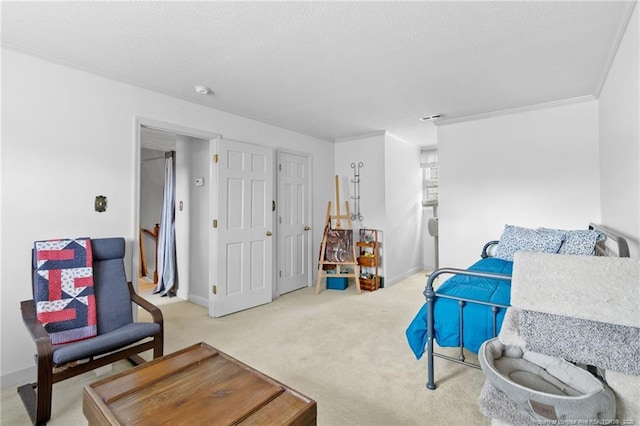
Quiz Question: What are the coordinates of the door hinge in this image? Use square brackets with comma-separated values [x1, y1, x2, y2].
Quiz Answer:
[212, 219, 218, 228]
[212, 285, 217, 295]
[272, 200, 276, 211]
[279, 163, 282, 171]
[213, 154, 218, 163]
[279, 270, 282, 278]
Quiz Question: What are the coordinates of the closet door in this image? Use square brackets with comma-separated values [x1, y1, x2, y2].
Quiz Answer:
[210, 139, 274, 317]
[277, 151, 311, 295]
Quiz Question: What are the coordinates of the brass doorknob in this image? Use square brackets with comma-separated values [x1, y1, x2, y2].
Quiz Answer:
[304, 226, 310, 231]
[266, 231, 272, 236]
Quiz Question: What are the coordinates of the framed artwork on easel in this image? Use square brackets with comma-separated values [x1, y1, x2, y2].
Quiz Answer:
[325, 229, 354, 263]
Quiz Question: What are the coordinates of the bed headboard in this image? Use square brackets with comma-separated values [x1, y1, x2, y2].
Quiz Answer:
[589, 223, 630, 258]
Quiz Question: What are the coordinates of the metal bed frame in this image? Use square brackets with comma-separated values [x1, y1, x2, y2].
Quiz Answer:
[423, 223, 630, 390]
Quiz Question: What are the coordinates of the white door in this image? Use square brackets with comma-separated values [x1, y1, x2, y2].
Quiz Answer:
[277, 151, 311, 295]
[210, 138, 274, 317]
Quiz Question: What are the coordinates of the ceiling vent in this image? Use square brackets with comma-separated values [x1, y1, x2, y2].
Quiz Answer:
[419, 114, 444, 121]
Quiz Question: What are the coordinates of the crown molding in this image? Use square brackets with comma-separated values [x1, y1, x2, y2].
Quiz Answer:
[333, 131, 386, 143]
[594, 1, 637, 98]
[435, 95, 596, 127]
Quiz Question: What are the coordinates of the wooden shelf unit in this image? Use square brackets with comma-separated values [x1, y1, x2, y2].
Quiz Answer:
[357, 229, 381, 291]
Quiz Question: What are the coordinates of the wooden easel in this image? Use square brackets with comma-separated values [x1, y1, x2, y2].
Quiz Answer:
[315, 176, 362, 294]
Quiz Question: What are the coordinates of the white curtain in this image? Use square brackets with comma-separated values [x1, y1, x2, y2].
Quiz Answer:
[154, 151, 178, 296]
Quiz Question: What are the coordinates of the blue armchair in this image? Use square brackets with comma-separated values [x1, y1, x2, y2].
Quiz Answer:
[18, 237, 163, 425]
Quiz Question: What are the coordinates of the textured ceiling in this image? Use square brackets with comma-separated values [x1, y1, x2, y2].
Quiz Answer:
[1, 1, 635, 146]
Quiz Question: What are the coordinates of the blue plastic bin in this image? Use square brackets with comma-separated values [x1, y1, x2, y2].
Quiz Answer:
[327, 276, 348, 290]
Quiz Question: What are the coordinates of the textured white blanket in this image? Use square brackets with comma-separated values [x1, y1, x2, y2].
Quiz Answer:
[511, 252, 639, 328]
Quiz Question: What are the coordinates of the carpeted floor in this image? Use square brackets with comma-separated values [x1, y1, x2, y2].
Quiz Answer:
[1, 272, 491, 425]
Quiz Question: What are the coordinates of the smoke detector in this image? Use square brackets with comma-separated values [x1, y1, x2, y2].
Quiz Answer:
[194, 85, 211, 95]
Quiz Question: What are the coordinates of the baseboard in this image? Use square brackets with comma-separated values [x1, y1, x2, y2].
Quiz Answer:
[188, 294, 208, 308]
[384, 267, 424, 287]
[1, 365, 36, 389]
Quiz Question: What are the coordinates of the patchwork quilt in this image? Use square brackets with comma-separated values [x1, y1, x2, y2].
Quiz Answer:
[34, 238, 97, 345]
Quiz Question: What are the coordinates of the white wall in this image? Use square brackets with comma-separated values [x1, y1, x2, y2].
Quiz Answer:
[438, 100, 601, 268]
[333, 134, 386, 284]
[334, 133, 424, 286]
[384, 134, 424, 283]
[0, 48, 335, 381]
[334, 134, 386, 230]
[184, 137, 211, 304]
[436, 5, 639, 267]
[599, 3, 639, 258]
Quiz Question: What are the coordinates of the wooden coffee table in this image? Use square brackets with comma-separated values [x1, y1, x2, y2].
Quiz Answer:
[83, 342, 316, 425]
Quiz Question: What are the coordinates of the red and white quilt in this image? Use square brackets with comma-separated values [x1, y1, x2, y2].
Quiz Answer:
[34, 238, 97, 345]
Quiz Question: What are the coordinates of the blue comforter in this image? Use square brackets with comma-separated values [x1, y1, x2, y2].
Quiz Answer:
[406, 257, 513, 359]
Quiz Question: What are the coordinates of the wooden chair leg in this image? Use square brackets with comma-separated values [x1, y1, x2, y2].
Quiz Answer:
[154, 334, 164, 359]
[17, 374, 52, 426]
[17, 383, 38, 425]
[36, 351, 53, 425]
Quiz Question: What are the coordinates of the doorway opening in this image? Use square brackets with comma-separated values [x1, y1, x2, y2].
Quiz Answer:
[136, 120, 217, 307]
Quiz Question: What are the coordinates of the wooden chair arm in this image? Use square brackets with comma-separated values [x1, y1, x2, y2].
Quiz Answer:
[128, 282, 164, 326]
[20, 299, 54, 368]
[20, 300, 52, 343]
